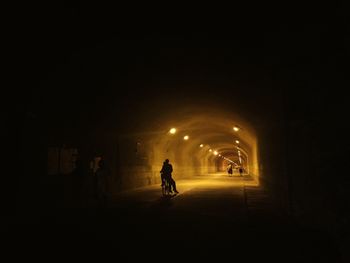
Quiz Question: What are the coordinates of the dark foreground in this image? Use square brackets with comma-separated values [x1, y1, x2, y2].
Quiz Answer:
[2, 175, 345, 262]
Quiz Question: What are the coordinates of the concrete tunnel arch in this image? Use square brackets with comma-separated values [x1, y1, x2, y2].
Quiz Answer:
[117, 107, 260, 189]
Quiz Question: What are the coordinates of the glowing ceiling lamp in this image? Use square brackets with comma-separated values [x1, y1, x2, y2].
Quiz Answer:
[233, 126, 240, 132]
[169, 128, 176, 134]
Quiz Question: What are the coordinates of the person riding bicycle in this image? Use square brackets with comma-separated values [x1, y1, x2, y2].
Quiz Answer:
[160, 159, 178, 194]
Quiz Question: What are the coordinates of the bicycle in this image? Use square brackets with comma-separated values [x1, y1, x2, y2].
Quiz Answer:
[161, 178, 172, 196]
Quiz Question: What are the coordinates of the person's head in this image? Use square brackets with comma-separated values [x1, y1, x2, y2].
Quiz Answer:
[165, 159, 169, 163]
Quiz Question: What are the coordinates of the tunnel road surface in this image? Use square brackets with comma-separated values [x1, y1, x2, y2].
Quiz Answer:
[4, 173, 340, 262]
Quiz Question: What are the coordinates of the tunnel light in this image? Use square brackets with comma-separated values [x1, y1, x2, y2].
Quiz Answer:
[184, 135, 189, 140]
[214, 151, 218, 155]
[233, 126, 240, 132]
[209, 149, 212, 152]
[218, 154, 221, 157]
[200, 144, 204, 147]
[235, 140, 240, 144]
[169, 128, 177, 134]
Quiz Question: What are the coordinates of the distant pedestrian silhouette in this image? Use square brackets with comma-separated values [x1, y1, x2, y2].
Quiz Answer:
[239, 167, 243, 177]
[95, 159, 110, 204]
[71, 159, 85, 200]
[160, 159, 178, 194]
[227, 163, 233, 176]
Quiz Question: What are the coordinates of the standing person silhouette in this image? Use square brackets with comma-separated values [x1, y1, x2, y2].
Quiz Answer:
[72, 159, 85, 200]
[160, 159, 178, 194]
[239, 167, 243, 177]
[227, 163, 233, 176]
[95, 159, 110, 205]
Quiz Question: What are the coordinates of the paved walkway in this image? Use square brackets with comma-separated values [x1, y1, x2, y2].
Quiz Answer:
[3, 173, 342, 262]
[91, 173, 339, 261]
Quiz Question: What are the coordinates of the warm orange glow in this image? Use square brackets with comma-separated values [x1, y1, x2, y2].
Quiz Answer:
[169, 128, 176, 134]
[235, 140, 240, 144]
[148, 108, 259, 187]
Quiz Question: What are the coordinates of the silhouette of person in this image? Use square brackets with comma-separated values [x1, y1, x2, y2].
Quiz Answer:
[227, 163, 233, 176]
[160, 159, 178, 194]
[90, 155, 103, 198]
[95, 159, 110, 204]
[72, 159, 85, 200]
[239, 167, 243, 177]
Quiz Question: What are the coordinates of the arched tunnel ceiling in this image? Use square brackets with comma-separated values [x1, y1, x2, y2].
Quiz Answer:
[111, 101, 261, 183]
[127, 106, 260, 180]
[149, 107, 257, 156]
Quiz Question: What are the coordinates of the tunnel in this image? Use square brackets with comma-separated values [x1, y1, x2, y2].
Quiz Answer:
[116, 107, 260, 189]
[9, 6, 349, 261]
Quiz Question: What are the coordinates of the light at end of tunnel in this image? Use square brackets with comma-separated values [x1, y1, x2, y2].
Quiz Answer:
[218, 154, 221, 156]
[169, 128, 177, 134]
[200, 144, 204, 147]
[233, 126, 240, 132]
[184, 135, 189, 140]
[214, 151, 218, 155]
[235, 140, 240, 144]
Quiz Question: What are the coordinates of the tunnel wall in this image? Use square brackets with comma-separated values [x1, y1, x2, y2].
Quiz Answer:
[111, 131, 236, 191]
[104, 107, 263, 192]
[256, 121, 289, 210]
[283, 87, 349, 233]
[43, 105, 264, 198]
[113, 135, 205, 191]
